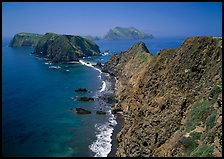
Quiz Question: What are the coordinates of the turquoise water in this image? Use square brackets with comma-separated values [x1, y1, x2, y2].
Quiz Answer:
[2, 37, 185, 157]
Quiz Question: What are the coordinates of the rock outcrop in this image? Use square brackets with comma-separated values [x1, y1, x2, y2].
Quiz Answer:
[103, 36, 222, 157]
[33, 33, 101, 63]
[104, 27, 153, 40]
[9, 32, 43, 47]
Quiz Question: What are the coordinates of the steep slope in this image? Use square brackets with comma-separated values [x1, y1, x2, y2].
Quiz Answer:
[9, 32, 43, 47]
[104, 27, 153, 40]
[103, 36, 222, 157]
[33, 33, 101, 63]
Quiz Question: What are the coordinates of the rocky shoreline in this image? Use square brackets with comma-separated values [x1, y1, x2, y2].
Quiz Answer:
[102, 36, 222, 157]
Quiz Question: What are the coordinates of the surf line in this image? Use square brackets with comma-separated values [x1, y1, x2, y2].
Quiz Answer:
[79, 60, 106, 93]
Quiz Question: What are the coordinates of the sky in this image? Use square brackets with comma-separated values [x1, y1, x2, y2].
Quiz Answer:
[2, 2, 222, 38]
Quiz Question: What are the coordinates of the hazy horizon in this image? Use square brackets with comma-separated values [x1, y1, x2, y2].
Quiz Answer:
[2, 2, 222, 38]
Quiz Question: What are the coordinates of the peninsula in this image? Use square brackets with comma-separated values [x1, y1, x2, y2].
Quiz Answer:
[103, 36, 222, 157]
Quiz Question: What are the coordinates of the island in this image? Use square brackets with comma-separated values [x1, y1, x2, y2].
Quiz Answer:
[33, 32, 101, 63]
[9, 32, 43, 47]
[103, 26, 153, 40]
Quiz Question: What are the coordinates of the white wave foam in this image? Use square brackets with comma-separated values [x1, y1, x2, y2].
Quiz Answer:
[98, 75, 102, 80]
[66, 69, 70, 72]
[89, 114, 117, 157]
[67, 61, 79, 64]
[49, 66, 61, 69]
[99, 81, 106, 93]
[102, 52, 109, 56]
[79, 60, 102, 73]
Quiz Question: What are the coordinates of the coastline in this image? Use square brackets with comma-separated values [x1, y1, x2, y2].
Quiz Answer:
[100, 70, 124, 157]
[108, 113, 124, 157]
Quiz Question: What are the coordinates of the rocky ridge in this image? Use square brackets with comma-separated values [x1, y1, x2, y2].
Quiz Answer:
[103, 36, 222, 157]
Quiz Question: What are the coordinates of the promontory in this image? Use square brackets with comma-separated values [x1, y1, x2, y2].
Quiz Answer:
[103, 36, 222, 157]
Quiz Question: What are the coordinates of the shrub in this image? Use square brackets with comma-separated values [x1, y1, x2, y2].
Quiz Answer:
[191, 143, 214, 157]
[179, 136, 198, 154]
[185, 100, 212, 131]
[205, 111, 217, 130]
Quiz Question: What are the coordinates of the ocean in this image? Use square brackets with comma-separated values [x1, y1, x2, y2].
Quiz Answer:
[2, 37, 185, 157]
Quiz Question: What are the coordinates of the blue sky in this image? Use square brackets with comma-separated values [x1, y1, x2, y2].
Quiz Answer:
[2, 2, 222, 38]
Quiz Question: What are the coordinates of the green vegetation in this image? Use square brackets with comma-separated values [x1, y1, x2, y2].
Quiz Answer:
[209, 83, 222, 101]
[178, 80, 222, 157]
[34, 32, 100, 63]
[191, 143, 214, 157]
[9, 32, 43, 47]
[205, 111, 217, 130]
[179, 135, 199, 154]
[185, 100, 213, 131]
[139, 52, 149, 63]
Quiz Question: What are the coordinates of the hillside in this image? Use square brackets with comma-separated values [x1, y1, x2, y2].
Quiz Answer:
[33, 33, 101, 63]
[104, 27, 153, 40]
[9, 32, 43, 47]
[103, 36, 222, 157]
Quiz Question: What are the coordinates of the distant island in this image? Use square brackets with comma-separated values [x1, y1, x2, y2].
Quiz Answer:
[9, 32, 43, 47]
[10, 32, 101, 63]
[103, 27, 153, 40]
[82, 27, 153, 41]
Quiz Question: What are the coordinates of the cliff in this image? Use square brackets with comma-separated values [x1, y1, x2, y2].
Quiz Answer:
[33, 33, 101, 63]
[103, 36, 222, 157]
[104, 27, 153, 40]
[9, 32, 43, 47]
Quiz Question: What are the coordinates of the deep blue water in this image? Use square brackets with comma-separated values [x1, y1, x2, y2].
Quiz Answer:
[2, 37, 185, 157]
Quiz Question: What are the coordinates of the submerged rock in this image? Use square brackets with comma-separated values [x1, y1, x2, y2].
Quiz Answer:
[96, 111, 106, 115]
[75, 88, 88, 92]
[78, 97, 94, 102]
[75, 108, 91, 114]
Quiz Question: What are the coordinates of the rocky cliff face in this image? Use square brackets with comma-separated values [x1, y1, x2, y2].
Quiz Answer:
[33, 33, 101, 63]
[103, 36, 222, 157]
[9, 32, 43, 47]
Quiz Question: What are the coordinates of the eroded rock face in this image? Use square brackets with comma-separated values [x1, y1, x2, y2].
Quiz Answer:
[104, 36, 222, 157]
